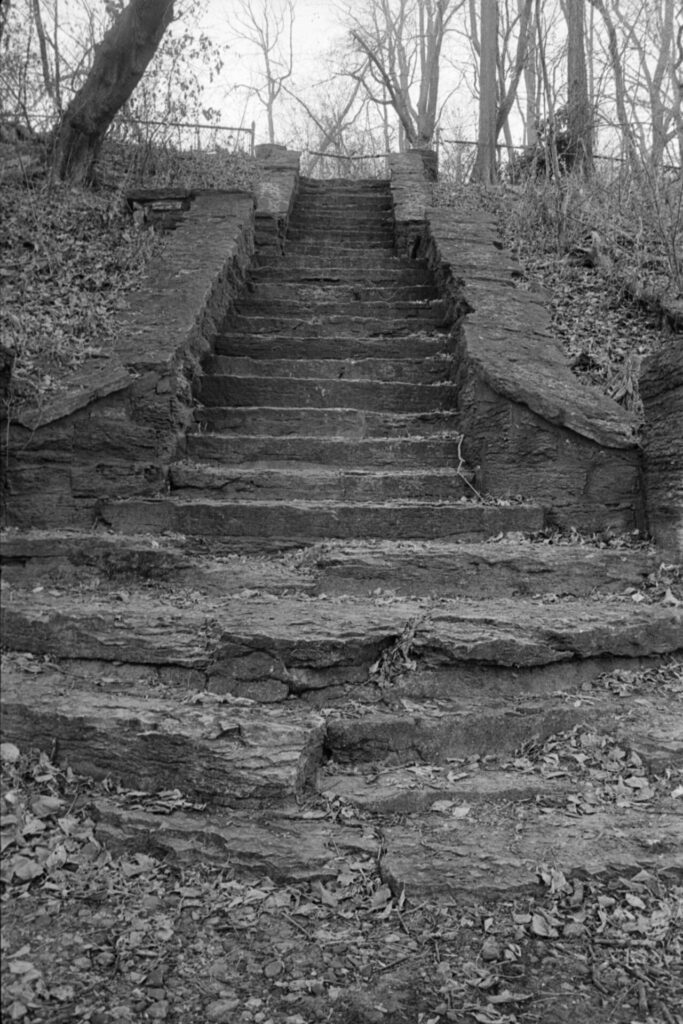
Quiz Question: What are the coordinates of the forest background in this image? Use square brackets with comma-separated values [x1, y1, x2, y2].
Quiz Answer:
[0, 0, 681, 409]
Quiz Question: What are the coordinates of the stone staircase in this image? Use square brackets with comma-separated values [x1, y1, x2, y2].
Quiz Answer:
[1, 177, 681, 896]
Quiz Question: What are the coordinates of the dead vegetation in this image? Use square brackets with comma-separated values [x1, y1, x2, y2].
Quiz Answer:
[2, 661, 682, 1024]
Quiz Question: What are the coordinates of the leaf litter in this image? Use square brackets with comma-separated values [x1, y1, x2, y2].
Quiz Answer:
[3, 659, 683, 1024]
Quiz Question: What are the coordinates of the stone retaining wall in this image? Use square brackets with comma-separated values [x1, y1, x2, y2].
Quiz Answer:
[389, 152, 646, 535]
[1, 151, 301, 530]
[640, 336, 683, 558]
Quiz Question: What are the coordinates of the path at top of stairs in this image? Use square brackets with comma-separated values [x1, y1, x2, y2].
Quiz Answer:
[1, 176, 681, 901]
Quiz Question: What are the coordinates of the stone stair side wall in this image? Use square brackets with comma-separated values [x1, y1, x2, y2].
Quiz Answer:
[640, 335, 683, 559]
[253, 144, 301, 256]
[389, 152, 646, 535]
[1, 151, 300, 531]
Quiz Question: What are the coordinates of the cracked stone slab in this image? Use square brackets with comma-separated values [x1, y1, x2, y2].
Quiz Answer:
[311, 539, 660, 598]
[92, 798, 379, 883]
[0, 661, 324, 806]
[379, 803, 683, 898]
[2, 590, 680, 687]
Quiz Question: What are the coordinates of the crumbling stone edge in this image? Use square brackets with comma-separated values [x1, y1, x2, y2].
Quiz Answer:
[389, 151, 647, 536]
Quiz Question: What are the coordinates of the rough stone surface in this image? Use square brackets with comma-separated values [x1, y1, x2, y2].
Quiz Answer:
[640, 334, 683, 559]
[389, 151, 645, 532]
[0, 665, 325, 805]
[2, 157, 298, 529]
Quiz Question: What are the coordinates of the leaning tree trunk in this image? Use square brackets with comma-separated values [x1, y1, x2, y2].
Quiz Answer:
[54, 0, 174, 185]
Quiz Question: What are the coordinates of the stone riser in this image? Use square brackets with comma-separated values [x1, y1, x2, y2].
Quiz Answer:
[204, 355, 454, 384]
[170, 464, 471, 502]
[197, 376, 458, 411]
[255, 254, 408, 271]
[248, 266, 433, 285]
[232, 300, 449, 320]
[211, 333, 449, 360]
[312, 541, 661, 599]
[97, 497, 545, 542]
[245, 283, 440, 303]
[183, 434, 464, 468]
[193, 406, 463, 439]
[222, 315, 449, 337]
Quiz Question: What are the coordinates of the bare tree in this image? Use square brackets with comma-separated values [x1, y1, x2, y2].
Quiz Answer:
[232, 0, 294, 145]
[345, 0, 464, 149]
[53, 0, 174, 184]
[565, 0, 593, 173]
[471, 0, 498, 182]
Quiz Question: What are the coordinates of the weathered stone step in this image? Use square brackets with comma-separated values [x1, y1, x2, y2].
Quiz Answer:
[231, 299, 449, 321]
[91, 796, 683, 894]
[255, 253, 412, 271]
[249, 264, 432, 285]
[96, 497, 543, 545]
[310, 539, 661, 598]
[197, 376, 458, 412]
[244, 282, 440, 303]
[0, 530, 314, 594]
[286, 226, 394, 243]
[211, 332, 449, 361]
[204, 355, 454, 384]
[284, 237, 396, 252]
[184, 434, 464, 468]
[2, 588, 680, 704]
[170, 463, 471, 502]
[194, 406, 463, 439]
[221, 314, 450, 337]
[1, 665, 324, 807]
[289, 211, 392, 228]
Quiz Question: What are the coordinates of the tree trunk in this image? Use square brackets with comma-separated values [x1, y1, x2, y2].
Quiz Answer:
[565, 0, 593, 174]
[54, 0, 174, 185]
[472, 0, 498, 184]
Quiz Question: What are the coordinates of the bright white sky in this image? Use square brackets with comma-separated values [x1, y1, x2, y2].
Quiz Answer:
[186, 0, 478, 148]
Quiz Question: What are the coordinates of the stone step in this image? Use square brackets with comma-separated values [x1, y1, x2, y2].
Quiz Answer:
[203, 355, 454, 384]
[255, 253, 411, 271]
[221, 314, 450, 337]
[91, 796, 683, 894]
[288, 211, 393, 227]
[284, 237, 396, 252]
[170, 463, 472, 502]
[284, 226, 393, 243]
[96, 496, 544, 545]
[0, 530, 315, 594]
[231, 299, 449, 321]
[243, 282, 440, 303]
[1, 664, 324, 807]
[310, 538, 661, 598]
[197, 376, 458, 412]
[184, 434, 464, 468]
[194, 406, 463, 438]
[248, 264, 433, 285]
[211, 332, 449, 360]
[2, 589, 680, 702]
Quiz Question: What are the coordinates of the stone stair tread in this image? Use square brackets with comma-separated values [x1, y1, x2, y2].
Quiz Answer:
[170, 463, 472, 502]
[310, 537, 660, 597]
[3, 586, 680, 675]
[183, 435, 465, 468]
[0, 663, 325, 806]
[0, 528, 315, 593]
[194, 406, 462, 438]
[198, 376, 459, 412]
[204, 355, 453, 383]
[96, 496, 545, 543]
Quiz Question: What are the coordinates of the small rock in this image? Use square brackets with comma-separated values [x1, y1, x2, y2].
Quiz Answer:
[481, 936, 501, 961]
[147, 1003, 169, 1020]
[206, 999, 241, 1023]
[90, 1013, 112, 1024]
[0, 743, 21, 764]
[263, 960, 283, 978]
